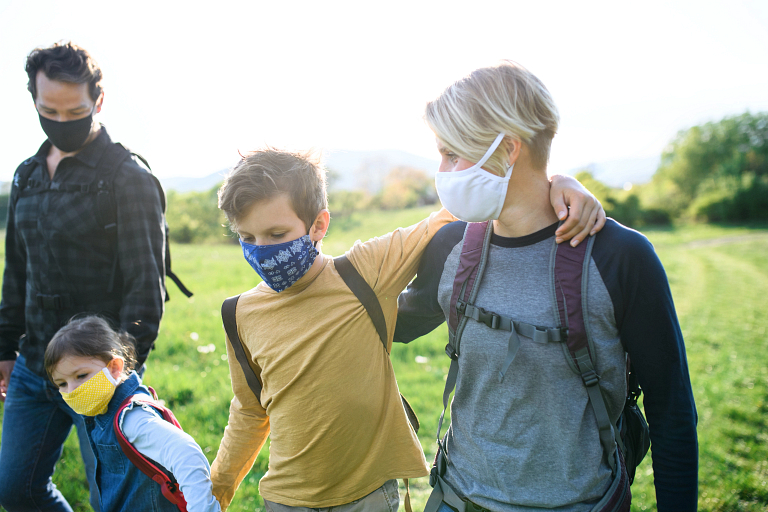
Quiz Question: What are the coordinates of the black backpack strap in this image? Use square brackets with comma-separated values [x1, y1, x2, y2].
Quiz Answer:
[11, 157, 41, 206]
[334, 255, 387, 350]
[221, 295, 263, 405]
[333, 254, 419, 433]
[97, 143, 192, 299]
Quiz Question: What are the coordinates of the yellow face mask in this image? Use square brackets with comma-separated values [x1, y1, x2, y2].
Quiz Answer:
[60, 367, 118, 416]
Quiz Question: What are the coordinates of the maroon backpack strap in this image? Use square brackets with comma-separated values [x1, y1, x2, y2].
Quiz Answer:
[448, 221, 492, 334]
[553, 235, 618, 474]
[114, 395, 188, 512]
[436, 221, 493, 460]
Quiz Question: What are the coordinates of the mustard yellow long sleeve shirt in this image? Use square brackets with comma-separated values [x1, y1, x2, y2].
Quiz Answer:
[211, 209, 454, 509]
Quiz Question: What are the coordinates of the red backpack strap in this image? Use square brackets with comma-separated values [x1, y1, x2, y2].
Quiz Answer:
[114, 395, 188, 512]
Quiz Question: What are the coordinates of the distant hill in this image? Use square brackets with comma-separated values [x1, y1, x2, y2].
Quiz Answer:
[564, 155, 660, 188]
[160, 169, 229, 193]
[157, 151, 661, 193]
[323, 149, 440, 192]
[159, 150, 441, 193]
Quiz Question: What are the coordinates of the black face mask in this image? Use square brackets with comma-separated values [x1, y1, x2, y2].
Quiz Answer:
[38, 110, 94, 152]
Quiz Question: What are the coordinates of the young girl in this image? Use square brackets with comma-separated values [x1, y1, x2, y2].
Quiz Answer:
[44, 315, 221, 512]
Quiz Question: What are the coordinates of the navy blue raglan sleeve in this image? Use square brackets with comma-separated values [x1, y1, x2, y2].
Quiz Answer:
[394, 221, 466, 343]
[592, 220, 698, 512]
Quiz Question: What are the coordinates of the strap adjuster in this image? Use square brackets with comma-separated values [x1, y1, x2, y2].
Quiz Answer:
[581, 369, 600, 387]
[456, 300, 467, 315]
[444, 344, 458, 361]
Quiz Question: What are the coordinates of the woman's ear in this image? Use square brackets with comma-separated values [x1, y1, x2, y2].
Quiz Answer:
[107, 357, 125, 381]
[506, 137, 522, 167]
[310, 209, 331, 243]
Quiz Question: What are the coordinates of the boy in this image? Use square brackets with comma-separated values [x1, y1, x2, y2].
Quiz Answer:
[211, 148, 603, 511]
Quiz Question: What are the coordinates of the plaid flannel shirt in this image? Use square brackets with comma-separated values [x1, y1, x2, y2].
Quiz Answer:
[0, 127, 165, 376]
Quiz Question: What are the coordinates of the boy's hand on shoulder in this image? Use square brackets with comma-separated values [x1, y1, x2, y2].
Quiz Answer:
[549, 174, 606, 247]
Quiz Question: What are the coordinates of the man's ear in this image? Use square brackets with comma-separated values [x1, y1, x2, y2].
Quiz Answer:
[107, 357, 124, 380]
[310, 209, 331, 243]
[95, 91, 105, 114]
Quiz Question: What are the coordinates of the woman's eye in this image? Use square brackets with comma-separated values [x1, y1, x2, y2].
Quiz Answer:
[447, 153, 459, 164]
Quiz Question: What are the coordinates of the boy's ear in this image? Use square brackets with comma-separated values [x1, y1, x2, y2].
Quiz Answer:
[310, 209, 331, 243]
[107, 357, 124, 380]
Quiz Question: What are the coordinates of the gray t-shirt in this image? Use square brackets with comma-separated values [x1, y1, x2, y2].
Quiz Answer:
[394, 220, 698, 511]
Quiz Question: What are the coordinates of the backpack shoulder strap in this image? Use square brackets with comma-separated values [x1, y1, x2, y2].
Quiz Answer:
[98, 143, 193, 299]
[334, 255, 387, 350]
[552, 234, 618, 473]
[114, 394, 188, 511]
[333, 254, 420, 433]
[11, 157, 40, 206]
[221, 295, 263, 405]
[435, 221, 494, 445]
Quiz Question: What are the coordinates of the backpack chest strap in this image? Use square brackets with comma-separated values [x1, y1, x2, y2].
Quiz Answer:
[459, 301, 566, 381]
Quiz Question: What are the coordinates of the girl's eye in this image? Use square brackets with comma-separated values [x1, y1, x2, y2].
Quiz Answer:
[77, 373, 89, 380]
[57, 382, 66, 388]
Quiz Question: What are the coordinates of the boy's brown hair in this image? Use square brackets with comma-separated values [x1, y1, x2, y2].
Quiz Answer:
[218, 148, 328, 232]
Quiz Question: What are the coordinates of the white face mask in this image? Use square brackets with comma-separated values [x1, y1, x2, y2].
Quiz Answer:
[434, 133, 513, 222]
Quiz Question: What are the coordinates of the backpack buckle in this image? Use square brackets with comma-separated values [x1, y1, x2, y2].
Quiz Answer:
[456, 299, 467, 315]
[476, 307, 501, 330]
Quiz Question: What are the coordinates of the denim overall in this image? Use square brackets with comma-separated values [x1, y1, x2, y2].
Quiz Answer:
[85, 372, 178, 512]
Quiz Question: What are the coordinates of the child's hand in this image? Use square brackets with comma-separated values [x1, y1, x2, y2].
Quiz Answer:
[549, 174, 606, 246]
[0, 360, 15, 402]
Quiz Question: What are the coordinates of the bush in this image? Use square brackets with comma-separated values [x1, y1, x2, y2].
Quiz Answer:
[165, 185, 230, 244]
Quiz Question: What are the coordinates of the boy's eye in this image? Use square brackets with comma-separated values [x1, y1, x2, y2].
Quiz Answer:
[271, 233, 287, 240]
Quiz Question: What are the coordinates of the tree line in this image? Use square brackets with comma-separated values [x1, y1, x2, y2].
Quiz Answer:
[1, 111, 765, 242]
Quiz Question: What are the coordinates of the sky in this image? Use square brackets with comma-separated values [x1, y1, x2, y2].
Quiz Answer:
[1, 0, 767, 181]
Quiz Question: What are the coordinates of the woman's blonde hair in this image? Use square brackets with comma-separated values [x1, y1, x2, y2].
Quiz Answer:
[425, 60, 559, 175]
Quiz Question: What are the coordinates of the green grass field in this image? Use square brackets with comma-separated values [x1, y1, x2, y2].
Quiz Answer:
[1, 210, 767, 511]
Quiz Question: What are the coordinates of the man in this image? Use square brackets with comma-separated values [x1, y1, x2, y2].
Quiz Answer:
[0, 41, 166, 512]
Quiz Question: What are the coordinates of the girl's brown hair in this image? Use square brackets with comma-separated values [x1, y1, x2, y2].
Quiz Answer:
[44, 316, 137, 381]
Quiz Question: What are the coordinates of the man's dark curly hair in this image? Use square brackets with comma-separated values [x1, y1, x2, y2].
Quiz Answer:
[25, 41, 103, 101]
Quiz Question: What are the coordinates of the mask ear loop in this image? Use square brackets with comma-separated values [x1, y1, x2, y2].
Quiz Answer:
[474, 132, 507, 170]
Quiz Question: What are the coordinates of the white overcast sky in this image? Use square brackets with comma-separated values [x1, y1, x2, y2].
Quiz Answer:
[1, 0, 767, 181]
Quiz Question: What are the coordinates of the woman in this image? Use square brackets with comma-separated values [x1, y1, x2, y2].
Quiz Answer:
[394, 61, 698, 512]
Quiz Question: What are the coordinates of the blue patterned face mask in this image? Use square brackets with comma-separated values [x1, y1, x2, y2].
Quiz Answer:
[241, 234, 319, 292]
